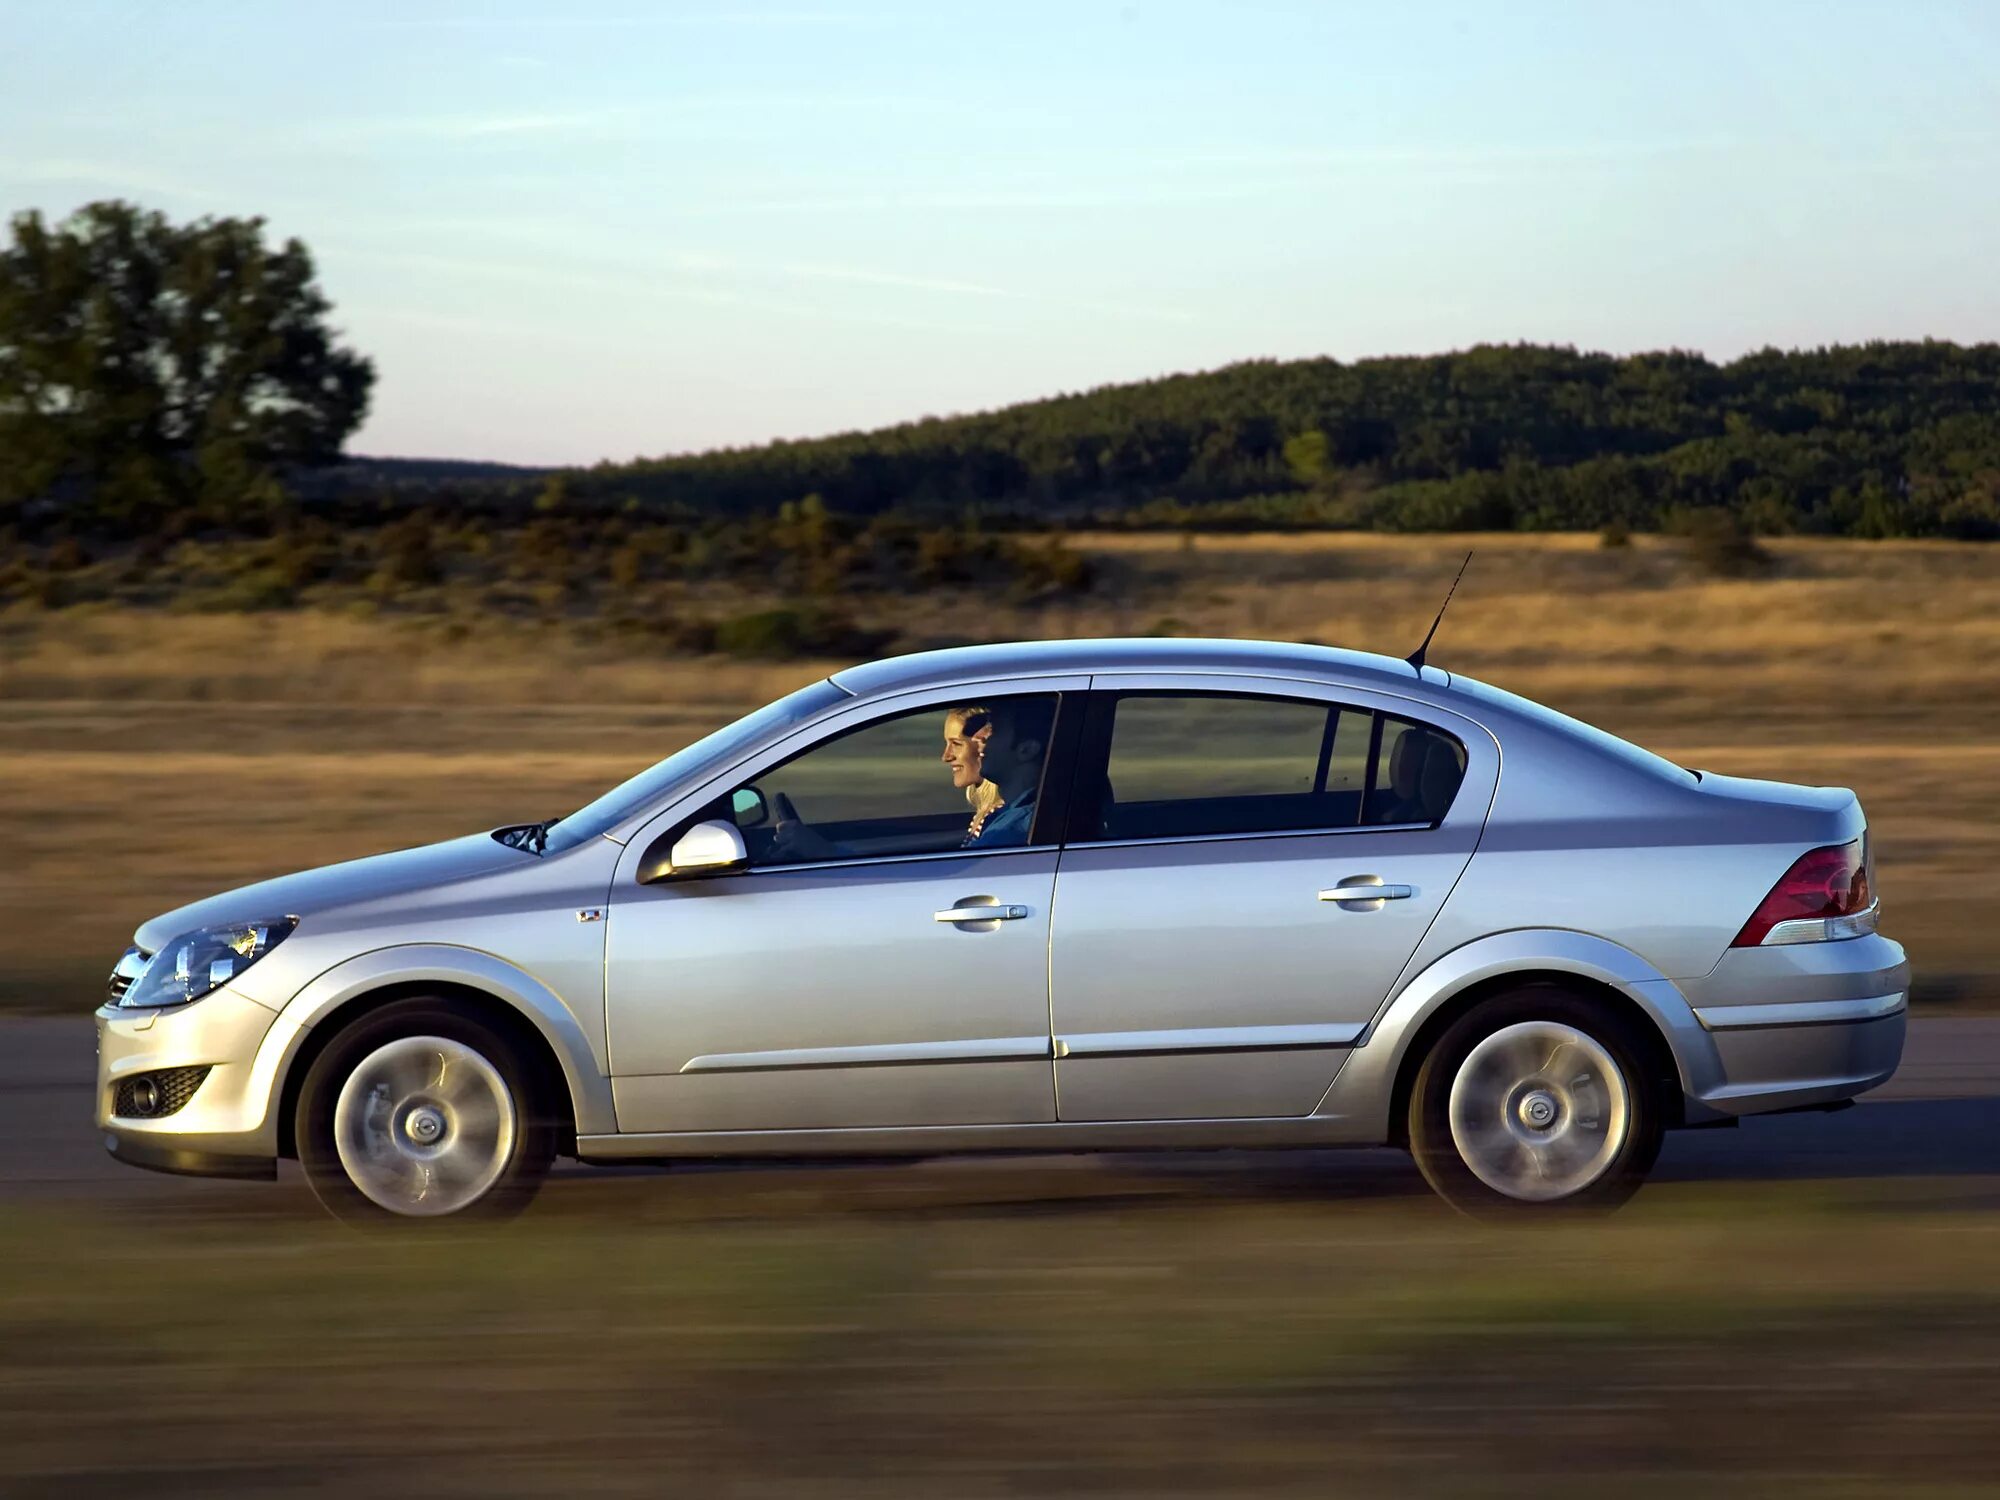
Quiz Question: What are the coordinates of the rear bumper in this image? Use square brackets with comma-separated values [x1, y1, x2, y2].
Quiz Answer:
[1692, 1007, 1906, 1117]
[1671, 934, 1909, 1120]
[1693, 990, 1906, 1031]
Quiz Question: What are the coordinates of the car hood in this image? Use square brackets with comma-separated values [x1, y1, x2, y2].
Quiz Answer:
[133, 832, 531, 952]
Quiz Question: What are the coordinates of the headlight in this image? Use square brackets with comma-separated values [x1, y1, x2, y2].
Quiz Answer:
[119, 918, 297, 1009]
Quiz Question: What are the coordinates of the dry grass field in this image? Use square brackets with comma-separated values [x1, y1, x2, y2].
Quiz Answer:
[4, 532, 1997, 1009]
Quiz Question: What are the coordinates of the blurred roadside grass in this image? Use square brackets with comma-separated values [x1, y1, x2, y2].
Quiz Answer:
[4, 1176, 1999, 1495]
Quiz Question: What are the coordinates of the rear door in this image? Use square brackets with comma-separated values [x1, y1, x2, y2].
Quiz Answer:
[1047, 676, 1497, 1121]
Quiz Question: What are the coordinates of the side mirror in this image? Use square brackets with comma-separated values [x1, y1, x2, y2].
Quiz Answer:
[730, 786, 770, 828]
[637, 820, 749, 883]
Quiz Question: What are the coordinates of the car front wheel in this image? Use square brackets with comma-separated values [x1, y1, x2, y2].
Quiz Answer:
[1408, 986, 1663, 1215]
[296, 999, 555, 1224]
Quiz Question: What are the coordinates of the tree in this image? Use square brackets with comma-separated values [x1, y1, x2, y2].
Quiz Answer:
[0, 200, 374, 520]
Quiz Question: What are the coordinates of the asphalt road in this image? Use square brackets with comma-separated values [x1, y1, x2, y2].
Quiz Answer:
[4, 1015, 1996, 1210]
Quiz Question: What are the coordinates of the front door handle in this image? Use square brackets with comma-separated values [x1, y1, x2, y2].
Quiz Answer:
[935, 903, 1031, 923]
[1320, 882, 1414, 905]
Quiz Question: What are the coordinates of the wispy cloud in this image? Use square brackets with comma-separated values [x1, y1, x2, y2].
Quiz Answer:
[692, 180, 1298, 216]
[0, 157, 221, 206]
[780, 259, 1194, 324]
[360, 10, 899, 30]
[683, 136, 1770, 220]
[1180, 137, 1747, 170]
[781, 262, 1018, 299]
[324, 220, 1196, 328]
[278, 89, 948, 150]
[320, 243, 1017, 337]
[296, 109, 643, 145]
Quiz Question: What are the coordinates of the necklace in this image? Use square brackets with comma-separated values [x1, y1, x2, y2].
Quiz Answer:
[967, 792, 1006, 839]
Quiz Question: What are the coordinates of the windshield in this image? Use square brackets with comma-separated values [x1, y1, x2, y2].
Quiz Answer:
[541, 679, 849, 853]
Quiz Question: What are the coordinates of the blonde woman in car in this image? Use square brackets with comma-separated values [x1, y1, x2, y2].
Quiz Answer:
[940, 705, 1005, 843]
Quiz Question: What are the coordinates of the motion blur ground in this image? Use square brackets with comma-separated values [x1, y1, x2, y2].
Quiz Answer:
[4, 1016, 2000, 1495]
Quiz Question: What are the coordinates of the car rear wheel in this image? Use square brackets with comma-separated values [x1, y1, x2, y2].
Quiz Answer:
[297, 999, 554, 1224]
[1408, 986, 1663, 1216]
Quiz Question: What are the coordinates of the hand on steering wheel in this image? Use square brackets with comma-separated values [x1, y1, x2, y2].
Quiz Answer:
[767, 791, 835, 861]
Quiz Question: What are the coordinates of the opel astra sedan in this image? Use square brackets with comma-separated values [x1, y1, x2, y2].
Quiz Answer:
[96, 638, 1908, 1221]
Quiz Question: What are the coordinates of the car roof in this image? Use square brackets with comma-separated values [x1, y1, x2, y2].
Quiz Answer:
[831, 637, 1453, 699]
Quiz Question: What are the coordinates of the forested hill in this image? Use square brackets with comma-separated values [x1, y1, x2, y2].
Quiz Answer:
[581, 341, 2000, 536]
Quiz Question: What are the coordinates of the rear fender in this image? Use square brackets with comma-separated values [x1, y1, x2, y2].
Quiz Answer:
[1314, 929, 1714, 1134]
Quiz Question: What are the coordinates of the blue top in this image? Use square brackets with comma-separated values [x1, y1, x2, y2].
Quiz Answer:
[965, 792, 1037, 849]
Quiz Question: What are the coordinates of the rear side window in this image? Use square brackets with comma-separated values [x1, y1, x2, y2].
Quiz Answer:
[1365, 716, 1469, 827]
[1081, 692, 1466, 842]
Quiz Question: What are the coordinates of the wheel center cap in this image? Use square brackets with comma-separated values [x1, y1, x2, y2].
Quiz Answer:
[1519, 1091, 1559, 1130]
[405, 1105, 447, 1145]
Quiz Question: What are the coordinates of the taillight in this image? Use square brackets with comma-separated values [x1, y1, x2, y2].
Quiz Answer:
[1731, 837, 1875, 947]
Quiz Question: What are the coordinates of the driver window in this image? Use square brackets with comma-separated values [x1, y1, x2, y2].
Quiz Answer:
[728, 693, 1061, 868]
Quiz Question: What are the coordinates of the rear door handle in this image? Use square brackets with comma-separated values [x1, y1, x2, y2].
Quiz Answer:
[1320, 882, 1414, 904]
[935, 904, 1031, 923]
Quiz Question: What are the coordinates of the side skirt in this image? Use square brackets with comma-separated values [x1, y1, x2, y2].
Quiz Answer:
[577, 1113, 1380, 1161]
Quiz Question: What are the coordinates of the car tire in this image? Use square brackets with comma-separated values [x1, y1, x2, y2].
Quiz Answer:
[1408, 986, 1664, 1217]
[296, 998, 556, 1225]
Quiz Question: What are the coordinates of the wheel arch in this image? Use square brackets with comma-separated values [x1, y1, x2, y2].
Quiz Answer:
[1318, 930, 1711, 1142]
[1380, 969, 1684, 1147]
[262, 944, 616, 1158]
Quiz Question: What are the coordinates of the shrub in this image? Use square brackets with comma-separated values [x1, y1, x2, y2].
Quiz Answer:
[45, 536, 90, 572]
[1599, 522, 1631, 549]
[607, 541, 646, 591]
[372, 514, 442, 590]
[1674, 510, 1774, 578]
[713, 606, 890, 660]
[911, 527, 982, 586]
[607, 613, 718, 653]
[8, 567, 65, 608]
[1936, 483, 2000, 540]
[1006, 532, 1093, 597]
[170, 568, 298, 612]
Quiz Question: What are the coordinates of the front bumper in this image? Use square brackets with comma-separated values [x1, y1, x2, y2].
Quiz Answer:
[95, 989, 295, 1180]
[101, 1131, 276, 1180]
[1670, 933, 1910, 1119]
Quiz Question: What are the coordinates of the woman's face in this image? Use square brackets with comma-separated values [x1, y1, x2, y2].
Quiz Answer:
[941, 711, 990, 790]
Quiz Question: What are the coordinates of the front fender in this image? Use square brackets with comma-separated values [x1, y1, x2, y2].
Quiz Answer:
[1313, 929, 1711, 1136]
[252, 943, 619, 1140]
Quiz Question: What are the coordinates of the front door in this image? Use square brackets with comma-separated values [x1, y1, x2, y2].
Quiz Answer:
[605, 686, 1078, 1135]
[1049, 680, 1497, 1121]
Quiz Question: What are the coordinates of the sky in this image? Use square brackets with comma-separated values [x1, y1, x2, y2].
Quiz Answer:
[2, 0, 1998, 466]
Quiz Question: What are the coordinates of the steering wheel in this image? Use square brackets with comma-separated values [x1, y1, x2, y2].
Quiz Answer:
[772, 791, 803, 825]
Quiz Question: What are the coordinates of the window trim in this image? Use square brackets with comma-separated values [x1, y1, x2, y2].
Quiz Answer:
[1064, 686, 1468, 848]
[737, 842, 1061, 878]
[649, 688, 1080, 878]
[1075, 821, 1439, 855]
[1355, 710, 1387, 827]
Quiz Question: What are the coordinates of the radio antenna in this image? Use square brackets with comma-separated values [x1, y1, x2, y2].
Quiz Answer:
[1406, 551, 1472, 672]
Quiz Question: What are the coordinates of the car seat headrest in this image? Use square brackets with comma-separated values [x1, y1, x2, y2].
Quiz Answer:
[1389, 727, 1429, 799]
[1416, 739, 1462, 821]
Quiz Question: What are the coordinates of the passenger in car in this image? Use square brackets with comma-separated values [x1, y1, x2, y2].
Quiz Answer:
[962, 697, 1055, 848]
[940, 705, 1005, 842]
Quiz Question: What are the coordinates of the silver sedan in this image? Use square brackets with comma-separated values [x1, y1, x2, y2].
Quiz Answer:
[95, 638, 1908, 1220]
